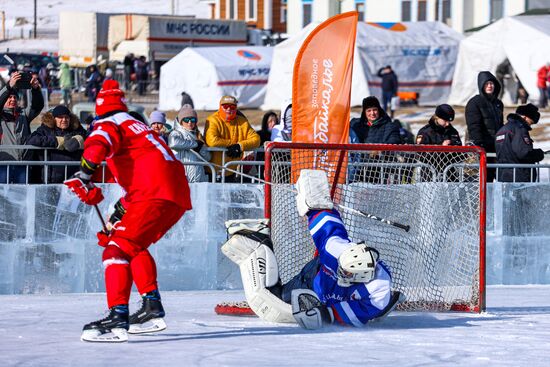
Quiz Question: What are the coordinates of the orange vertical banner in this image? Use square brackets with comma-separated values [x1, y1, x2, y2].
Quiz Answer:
[291, 12, 358, 184]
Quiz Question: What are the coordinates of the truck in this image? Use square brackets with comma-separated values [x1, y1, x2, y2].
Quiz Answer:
[107, 15, 248, 64]
[58, 12, 111, 68]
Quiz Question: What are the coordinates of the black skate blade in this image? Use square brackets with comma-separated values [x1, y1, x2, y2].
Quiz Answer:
[81, 328, 129, 343]
[128, 318, 167, 334]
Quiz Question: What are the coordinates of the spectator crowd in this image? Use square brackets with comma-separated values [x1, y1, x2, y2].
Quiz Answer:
[1, 64, 549, 185]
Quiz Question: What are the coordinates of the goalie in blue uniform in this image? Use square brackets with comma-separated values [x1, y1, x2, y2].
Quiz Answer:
[222, 169, 402, 330]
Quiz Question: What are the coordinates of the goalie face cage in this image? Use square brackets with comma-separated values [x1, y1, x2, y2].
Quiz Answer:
[265, 142, 486, 313]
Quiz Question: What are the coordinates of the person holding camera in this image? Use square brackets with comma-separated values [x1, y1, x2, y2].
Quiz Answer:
[0, 71, 44, 183]
[204, 95, 260, 182]
[26, 105, 87, 183]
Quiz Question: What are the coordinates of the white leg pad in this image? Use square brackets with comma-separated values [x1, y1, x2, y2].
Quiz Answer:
[240, 245, 294, 323]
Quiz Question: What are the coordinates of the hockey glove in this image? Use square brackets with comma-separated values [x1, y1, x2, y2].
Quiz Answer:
[64, 171, 104, 205]
[108, 199, 127, 228]
[226, 143, 242, 158]
[97, 230, 110, 247]
[291, 289, 333, 330]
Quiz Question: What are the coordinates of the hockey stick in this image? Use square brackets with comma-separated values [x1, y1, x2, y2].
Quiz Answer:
[334, 204, 410, 232]
[93, 204, 108, 232]
[192, 151, 411, 232]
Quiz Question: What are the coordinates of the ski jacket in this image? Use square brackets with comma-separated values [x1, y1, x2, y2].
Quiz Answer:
[84, 111, 191, 208]
[416, 118, 462, 146]
[168, 122, 211, 183]
[465, 71, 504, 152]
[350, 113, 401, 145]
[204, 111, 260, 176]
[377, 68, 399, 95]
[307, 209, 392, 326]
[495, 113, 544, 182]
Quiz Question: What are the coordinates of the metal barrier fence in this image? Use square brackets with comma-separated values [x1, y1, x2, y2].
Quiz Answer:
[1, 145, 549, 184]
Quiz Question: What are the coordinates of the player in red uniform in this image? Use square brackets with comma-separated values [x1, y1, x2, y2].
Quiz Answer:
[64, 80, 192, 342]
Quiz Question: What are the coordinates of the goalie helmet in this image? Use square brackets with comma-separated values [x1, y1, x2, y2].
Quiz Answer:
[337, 243, 379, 287]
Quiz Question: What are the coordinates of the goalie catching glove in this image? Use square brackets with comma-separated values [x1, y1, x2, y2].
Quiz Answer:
[295, 170, 333, 216]
[291, 289, 333, 330]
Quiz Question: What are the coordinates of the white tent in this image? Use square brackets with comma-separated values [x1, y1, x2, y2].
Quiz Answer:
[262, 21, 463, 111]
[159, 46, 273, 111]
[448, 15, 550, 106]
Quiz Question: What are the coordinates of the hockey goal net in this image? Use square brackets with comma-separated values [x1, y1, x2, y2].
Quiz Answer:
[264, 142, 486, 313]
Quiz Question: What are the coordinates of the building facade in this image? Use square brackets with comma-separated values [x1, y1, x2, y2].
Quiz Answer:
[285, 0, 549, 35]
[206, 0, 287, 33]
[205, 0, 550, 37]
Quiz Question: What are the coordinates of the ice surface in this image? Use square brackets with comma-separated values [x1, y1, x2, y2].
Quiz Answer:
[0, 286, 549, 366]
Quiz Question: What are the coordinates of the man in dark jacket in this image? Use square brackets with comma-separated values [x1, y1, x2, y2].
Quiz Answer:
[377, 66, 399, 117]
[26, 105, 87, 183]
[465, 71, 504, 182]
[0, 71, 44, 183]
[416, 104, 462, 146]
[495, 103, 544, 183]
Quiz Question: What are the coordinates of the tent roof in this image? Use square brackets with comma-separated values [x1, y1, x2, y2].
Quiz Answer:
[448, 14, 550, 106]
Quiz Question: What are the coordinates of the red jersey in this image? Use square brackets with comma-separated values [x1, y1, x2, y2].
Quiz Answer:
[83, 112, 191, 209]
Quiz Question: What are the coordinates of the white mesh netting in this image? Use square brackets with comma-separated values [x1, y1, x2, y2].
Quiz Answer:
[266, 143, 485, 312]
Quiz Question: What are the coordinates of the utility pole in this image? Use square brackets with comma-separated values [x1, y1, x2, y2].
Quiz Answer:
[34, 0, 37, 38]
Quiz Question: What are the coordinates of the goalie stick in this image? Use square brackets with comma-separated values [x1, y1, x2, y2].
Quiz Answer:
[215, 301, 255, 316]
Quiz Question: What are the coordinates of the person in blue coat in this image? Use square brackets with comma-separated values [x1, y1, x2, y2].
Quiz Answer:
[495, 103, 544, 182]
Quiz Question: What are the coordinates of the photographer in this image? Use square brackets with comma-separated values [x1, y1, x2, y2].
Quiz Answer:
[0, 71, 44, 183]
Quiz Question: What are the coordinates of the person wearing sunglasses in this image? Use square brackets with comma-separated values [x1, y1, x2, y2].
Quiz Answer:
[168, 104, 210, 183]
[204, 95, 260, 182]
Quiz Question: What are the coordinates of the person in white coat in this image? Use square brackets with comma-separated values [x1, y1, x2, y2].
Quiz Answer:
[168, 104, 211, 183]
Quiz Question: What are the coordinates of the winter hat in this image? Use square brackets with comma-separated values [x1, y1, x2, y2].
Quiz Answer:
[177, 104, 198, 122]
[435, 104, 455, 122]
[95, 79, 128, 116]
[52, 105, 71, 118]
[362, 96, 382, 111]
[219, 95, 238, 106]
[149, 110, 167, 126]
[516, 103, 540, 124]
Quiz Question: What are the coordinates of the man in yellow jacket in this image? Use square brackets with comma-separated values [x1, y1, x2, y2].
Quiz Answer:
[204, 95, 260, 182]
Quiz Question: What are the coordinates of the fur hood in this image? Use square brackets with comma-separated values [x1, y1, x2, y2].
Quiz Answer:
[41, 111, 83, 131]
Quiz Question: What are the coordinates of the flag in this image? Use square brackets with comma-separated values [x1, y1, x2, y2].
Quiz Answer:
[291, 12, 358, 186]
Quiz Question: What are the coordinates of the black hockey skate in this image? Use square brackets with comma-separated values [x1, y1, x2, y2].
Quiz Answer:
[81, 305, 129, 343]
[371, 291, 405, 323]
[129, 291, 167, 334]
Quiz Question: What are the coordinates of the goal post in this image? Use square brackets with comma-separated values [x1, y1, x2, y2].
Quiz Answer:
[264, 142, 487, 313]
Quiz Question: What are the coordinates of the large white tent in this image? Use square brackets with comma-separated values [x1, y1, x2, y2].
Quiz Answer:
[262, 21, 463, 111]
[159, 46, 273, 111]
[448, 15, 550, 106]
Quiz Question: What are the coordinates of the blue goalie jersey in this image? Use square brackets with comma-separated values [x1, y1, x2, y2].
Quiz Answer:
[308, 209, 392, 327]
